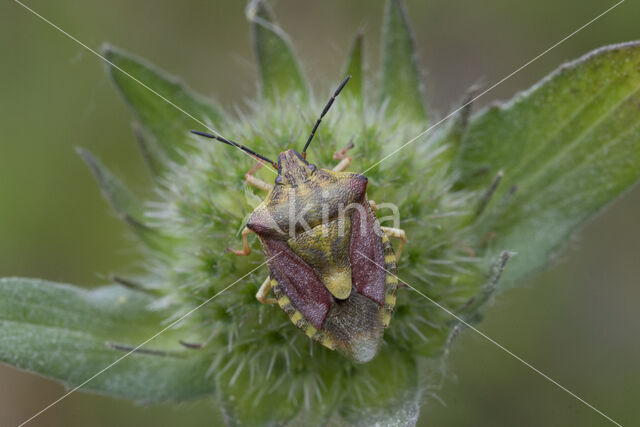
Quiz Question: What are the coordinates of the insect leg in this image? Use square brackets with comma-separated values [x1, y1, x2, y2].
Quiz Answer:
[227, 226, 254, 256]
[332, 141, 354, 172]
[245, 161, 274, 192]
[255, 276, 277, 304]
[380, 226, 407, 261]
[368, 199, 377, 212]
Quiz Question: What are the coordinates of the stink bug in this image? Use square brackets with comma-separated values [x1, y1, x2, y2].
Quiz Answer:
[191, 76, 406, 363]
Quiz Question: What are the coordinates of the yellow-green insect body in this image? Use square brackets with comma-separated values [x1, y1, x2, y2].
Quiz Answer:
[248, 150, 398, 362]
[192, 76, 406, 363]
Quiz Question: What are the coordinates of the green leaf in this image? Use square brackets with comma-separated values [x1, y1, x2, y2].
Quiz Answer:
[77, 147, 144, 220]
[339, 347, 419, 426]
[380, 0, 427, 122]
[438, 88, 477, 167]
[77, 147, 171, 252]
[247, 0, 309, 102]
[457, 42, 640, 287]
[103, 44, 225, 160]
[132, 122, 167, 179]
[0, 278, 214, 402]
[216, 355, 301, 426]
[342, 31, 364, 101]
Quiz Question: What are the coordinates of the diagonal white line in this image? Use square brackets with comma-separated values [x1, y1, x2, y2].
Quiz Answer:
[12, 1, 626, 425]
[361, 0, 625, 175]
[355, 250, 623, 427]
[18, 255, 278, 427]
[12, 0, 277, 175]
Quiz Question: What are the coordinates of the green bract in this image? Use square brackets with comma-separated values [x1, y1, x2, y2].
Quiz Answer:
[3, 0, 640, 425]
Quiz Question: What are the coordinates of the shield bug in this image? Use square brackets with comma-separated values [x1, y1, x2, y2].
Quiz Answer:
[191, 76, 406, 363]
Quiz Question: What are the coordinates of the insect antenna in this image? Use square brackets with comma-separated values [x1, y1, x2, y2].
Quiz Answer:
[301, 75, 351, 159]
[190, 130, 277, 167]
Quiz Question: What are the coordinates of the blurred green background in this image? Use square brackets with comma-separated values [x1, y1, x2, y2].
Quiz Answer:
[1, 0, 639, 425]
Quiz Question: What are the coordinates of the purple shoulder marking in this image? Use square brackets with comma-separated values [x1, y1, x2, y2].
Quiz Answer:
[349, 201, 386, 306]
[262, 239, 331, 329]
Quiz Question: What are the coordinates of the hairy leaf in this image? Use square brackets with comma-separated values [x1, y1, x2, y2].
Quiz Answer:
[339, 347, 419, 426]
[380, 0, 427, 121]
[0, 278, 214, 402]
[216, 355, 301, 426]
[77, 147, 144, 220]
[247, 0, 309, 102]
[103, 44, 225, 160]
[458, 42, 640, 287]
[77, 148, 171, 252]
[133, 122, 167, 179]
[342, 32, 364, 102]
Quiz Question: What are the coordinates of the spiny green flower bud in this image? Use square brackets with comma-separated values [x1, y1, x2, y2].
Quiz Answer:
[3, 0, 640, 425]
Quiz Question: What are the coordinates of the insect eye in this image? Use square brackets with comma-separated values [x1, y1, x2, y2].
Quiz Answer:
[308, 164, 316, 173]
[275, 176, 283, 185]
